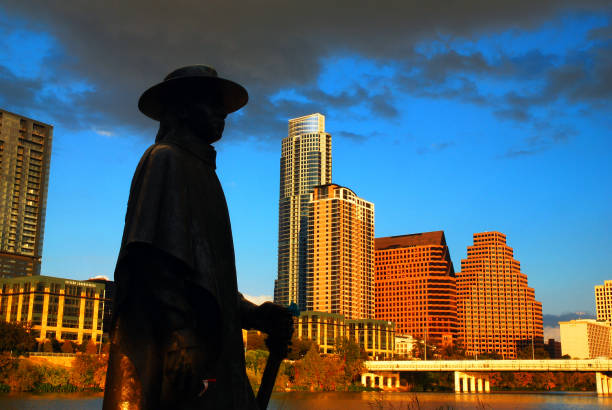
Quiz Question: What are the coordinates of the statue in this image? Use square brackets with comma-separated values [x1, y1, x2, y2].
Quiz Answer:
[103, 65, 294, 409]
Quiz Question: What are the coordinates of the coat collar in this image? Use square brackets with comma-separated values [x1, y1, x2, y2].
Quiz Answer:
[158, 132, 217, 169]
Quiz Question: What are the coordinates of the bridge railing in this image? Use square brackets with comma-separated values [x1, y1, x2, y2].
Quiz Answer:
[364, 359, 612, 372]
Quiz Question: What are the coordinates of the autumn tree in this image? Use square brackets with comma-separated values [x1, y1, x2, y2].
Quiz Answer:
[61, 340, 74, 353]
[0, 321, 36, 355]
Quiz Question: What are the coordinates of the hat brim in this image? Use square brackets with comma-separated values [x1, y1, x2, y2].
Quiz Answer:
[138, 76, 248, 121]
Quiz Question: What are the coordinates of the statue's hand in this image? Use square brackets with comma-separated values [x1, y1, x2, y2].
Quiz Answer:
[255, 302, 294, 357]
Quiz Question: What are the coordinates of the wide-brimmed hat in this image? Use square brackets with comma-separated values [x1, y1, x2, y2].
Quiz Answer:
[138, 65, 248, 121]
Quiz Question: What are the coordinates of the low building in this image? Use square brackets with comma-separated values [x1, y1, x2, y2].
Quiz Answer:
[559, 319, 612, 359]
[395, 334, 417, 358]
[296, 311, 394, 358]
[0, 275, 109, 344]
[544, 338, 562, 359]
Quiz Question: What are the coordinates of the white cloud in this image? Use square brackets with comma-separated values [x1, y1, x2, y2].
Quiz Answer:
[242, 294, 272, 305]
[93, 128, 114, 137]
[544, 326, 560, 341]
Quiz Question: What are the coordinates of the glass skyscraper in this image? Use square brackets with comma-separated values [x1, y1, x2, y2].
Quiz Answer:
[274, 113, 331, 309]
[0, 109, 53, 277]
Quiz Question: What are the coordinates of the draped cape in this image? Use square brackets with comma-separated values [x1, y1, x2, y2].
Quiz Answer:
[103, 134, 257, 409]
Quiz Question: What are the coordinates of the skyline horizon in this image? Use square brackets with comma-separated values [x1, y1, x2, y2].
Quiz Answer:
[0, 2, 608, 319]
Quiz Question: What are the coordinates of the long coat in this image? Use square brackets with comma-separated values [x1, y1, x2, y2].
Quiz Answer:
[103, 131, 258, 409]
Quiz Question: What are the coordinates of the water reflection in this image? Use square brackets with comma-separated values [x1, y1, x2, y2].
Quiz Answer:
[0, 391, 611, 409]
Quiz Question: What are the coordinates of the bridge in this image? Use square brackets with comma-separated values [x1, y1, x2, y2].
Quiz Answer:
[362, 359, 612, 395]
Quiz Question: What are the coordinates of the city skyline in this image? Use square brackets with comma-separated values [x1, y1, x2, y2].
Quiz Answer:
[0, 3, 609, 320]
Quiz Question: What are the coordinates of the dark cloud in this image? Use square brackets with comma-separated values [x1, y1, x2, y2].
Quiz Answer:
[337, 131, 368, 141]
[0, 0, 609, 144]
[543, 312, 595, 328]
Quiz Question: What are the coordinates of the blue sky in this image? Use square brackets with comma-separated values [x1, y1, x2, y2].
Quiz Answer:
[0, 2, 610, 317]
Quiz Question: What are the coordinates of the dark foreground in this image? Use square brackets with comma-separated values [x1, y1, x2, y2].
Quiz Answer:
[1, 391, 611, 409]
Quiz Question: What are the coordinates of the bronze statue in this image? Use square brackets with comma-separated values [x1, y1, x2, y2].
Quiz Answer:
[103, 65, 293, 409]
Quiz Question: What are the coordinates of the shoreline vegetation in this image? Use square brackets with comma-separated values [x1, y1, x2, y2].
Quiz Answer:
[0, 321, 597, 394]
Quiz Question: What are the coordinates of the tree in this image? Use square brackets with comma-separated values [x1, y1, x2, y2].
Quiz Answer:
[517, 345, 549, 359]
[246, 332, 268, 351]
[437, 342, 466, 360]
[85, 339, 98, 354]
[287, 336, 318, 360]
[42, 340, 53, 353]
[61, 340, 74, 354]
[411, 339, 436, 360]
[336, 338, 365, 385]
[0, 321, 36, 355]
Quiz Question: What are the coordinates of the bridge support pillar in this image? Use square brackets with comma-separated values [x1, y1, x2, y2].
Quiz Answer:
[455, 372, 490, 393]
[596, 372, 612, 395]
[454, 372, 461, 392]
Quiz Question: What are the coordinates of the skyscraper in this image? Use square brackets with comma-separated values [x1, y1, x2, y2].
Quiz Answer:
[375, 231, 456, 346]
[306, 183, 374, 319]
[274, 114, 331, 309]
[595, 280, 612, 324]
[0, 109, 53, 277]
[456, 231, 543, 359]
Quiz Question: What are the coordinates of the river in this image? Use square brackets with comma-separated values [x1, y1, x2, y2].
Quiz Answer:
[0, 391, 610, 409]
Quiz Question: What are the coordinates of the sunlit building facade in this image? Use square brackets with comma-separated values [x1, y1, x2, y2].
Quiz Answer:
[295, 311, 394, 358]
[559, 319, 612, 359]
[307, 183, 374, 320]
[375, 231, 456, 346]
[595, 280, 612, 324]
[456, 231, 543, 359]
[274, 114, 332, 309]
[0, 275, 108, 344]
[0, 109, 53, 277]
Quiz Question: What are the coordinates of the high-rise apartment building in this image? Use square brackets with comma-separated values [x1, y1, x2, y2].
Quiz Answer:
[274, 114, 331, 309]
[456, 231, 543, 358]
[375, 231, 456, 346]
[0, 109, 53, 277]
[306, 183, 374, 319]
[595, 280, 612, 324]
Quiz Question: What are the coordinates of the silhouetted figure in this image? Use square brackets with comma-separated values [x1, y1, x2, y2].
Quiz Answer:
[103, 66, 293, 410]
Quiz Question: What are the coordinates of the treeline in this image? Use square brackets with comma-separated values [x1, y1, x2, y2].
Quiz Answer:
[0, 352, 107, 393]
[245, 334, 372, 392]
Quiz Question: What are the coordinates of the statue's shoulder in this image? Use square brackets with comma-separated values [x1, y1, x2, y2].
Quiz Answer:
[140, 142, 184, 164]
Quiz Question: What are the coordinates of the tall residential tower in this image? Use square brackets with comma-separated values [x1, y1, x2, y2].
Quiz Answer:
[274, 114, 331, 309]
[307, 183, 374, 319]
[0, 109, 53, 277]
[456, 231, 543, 359]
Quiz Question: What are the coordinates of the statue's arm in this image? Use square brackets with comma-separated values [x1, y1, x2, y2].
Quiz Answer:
[238, 294, 293, 346]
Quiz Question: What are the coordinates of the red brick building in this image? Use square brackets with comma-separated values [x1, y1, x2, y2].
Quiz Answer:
[375, 231, 456, 346]
[456, 232, 543, 359]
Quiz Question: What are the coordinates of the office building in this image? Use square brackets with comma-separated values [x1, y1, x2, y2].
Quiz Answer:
[307, 183, 374, 320]
[559, 319, 612, 359]
[544, 338, 562, 359]
[274, 114, 331, 309]
[456, 231, 543, 359]
[87, 275, 115, 334]
[595, 280, 612, 324]
[0, 109, 53, 277]
[295, 310, 394, 358]
[375, 231, 456, 346]
[0, 275, 109, 344]
[395, 334, 417, 358]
